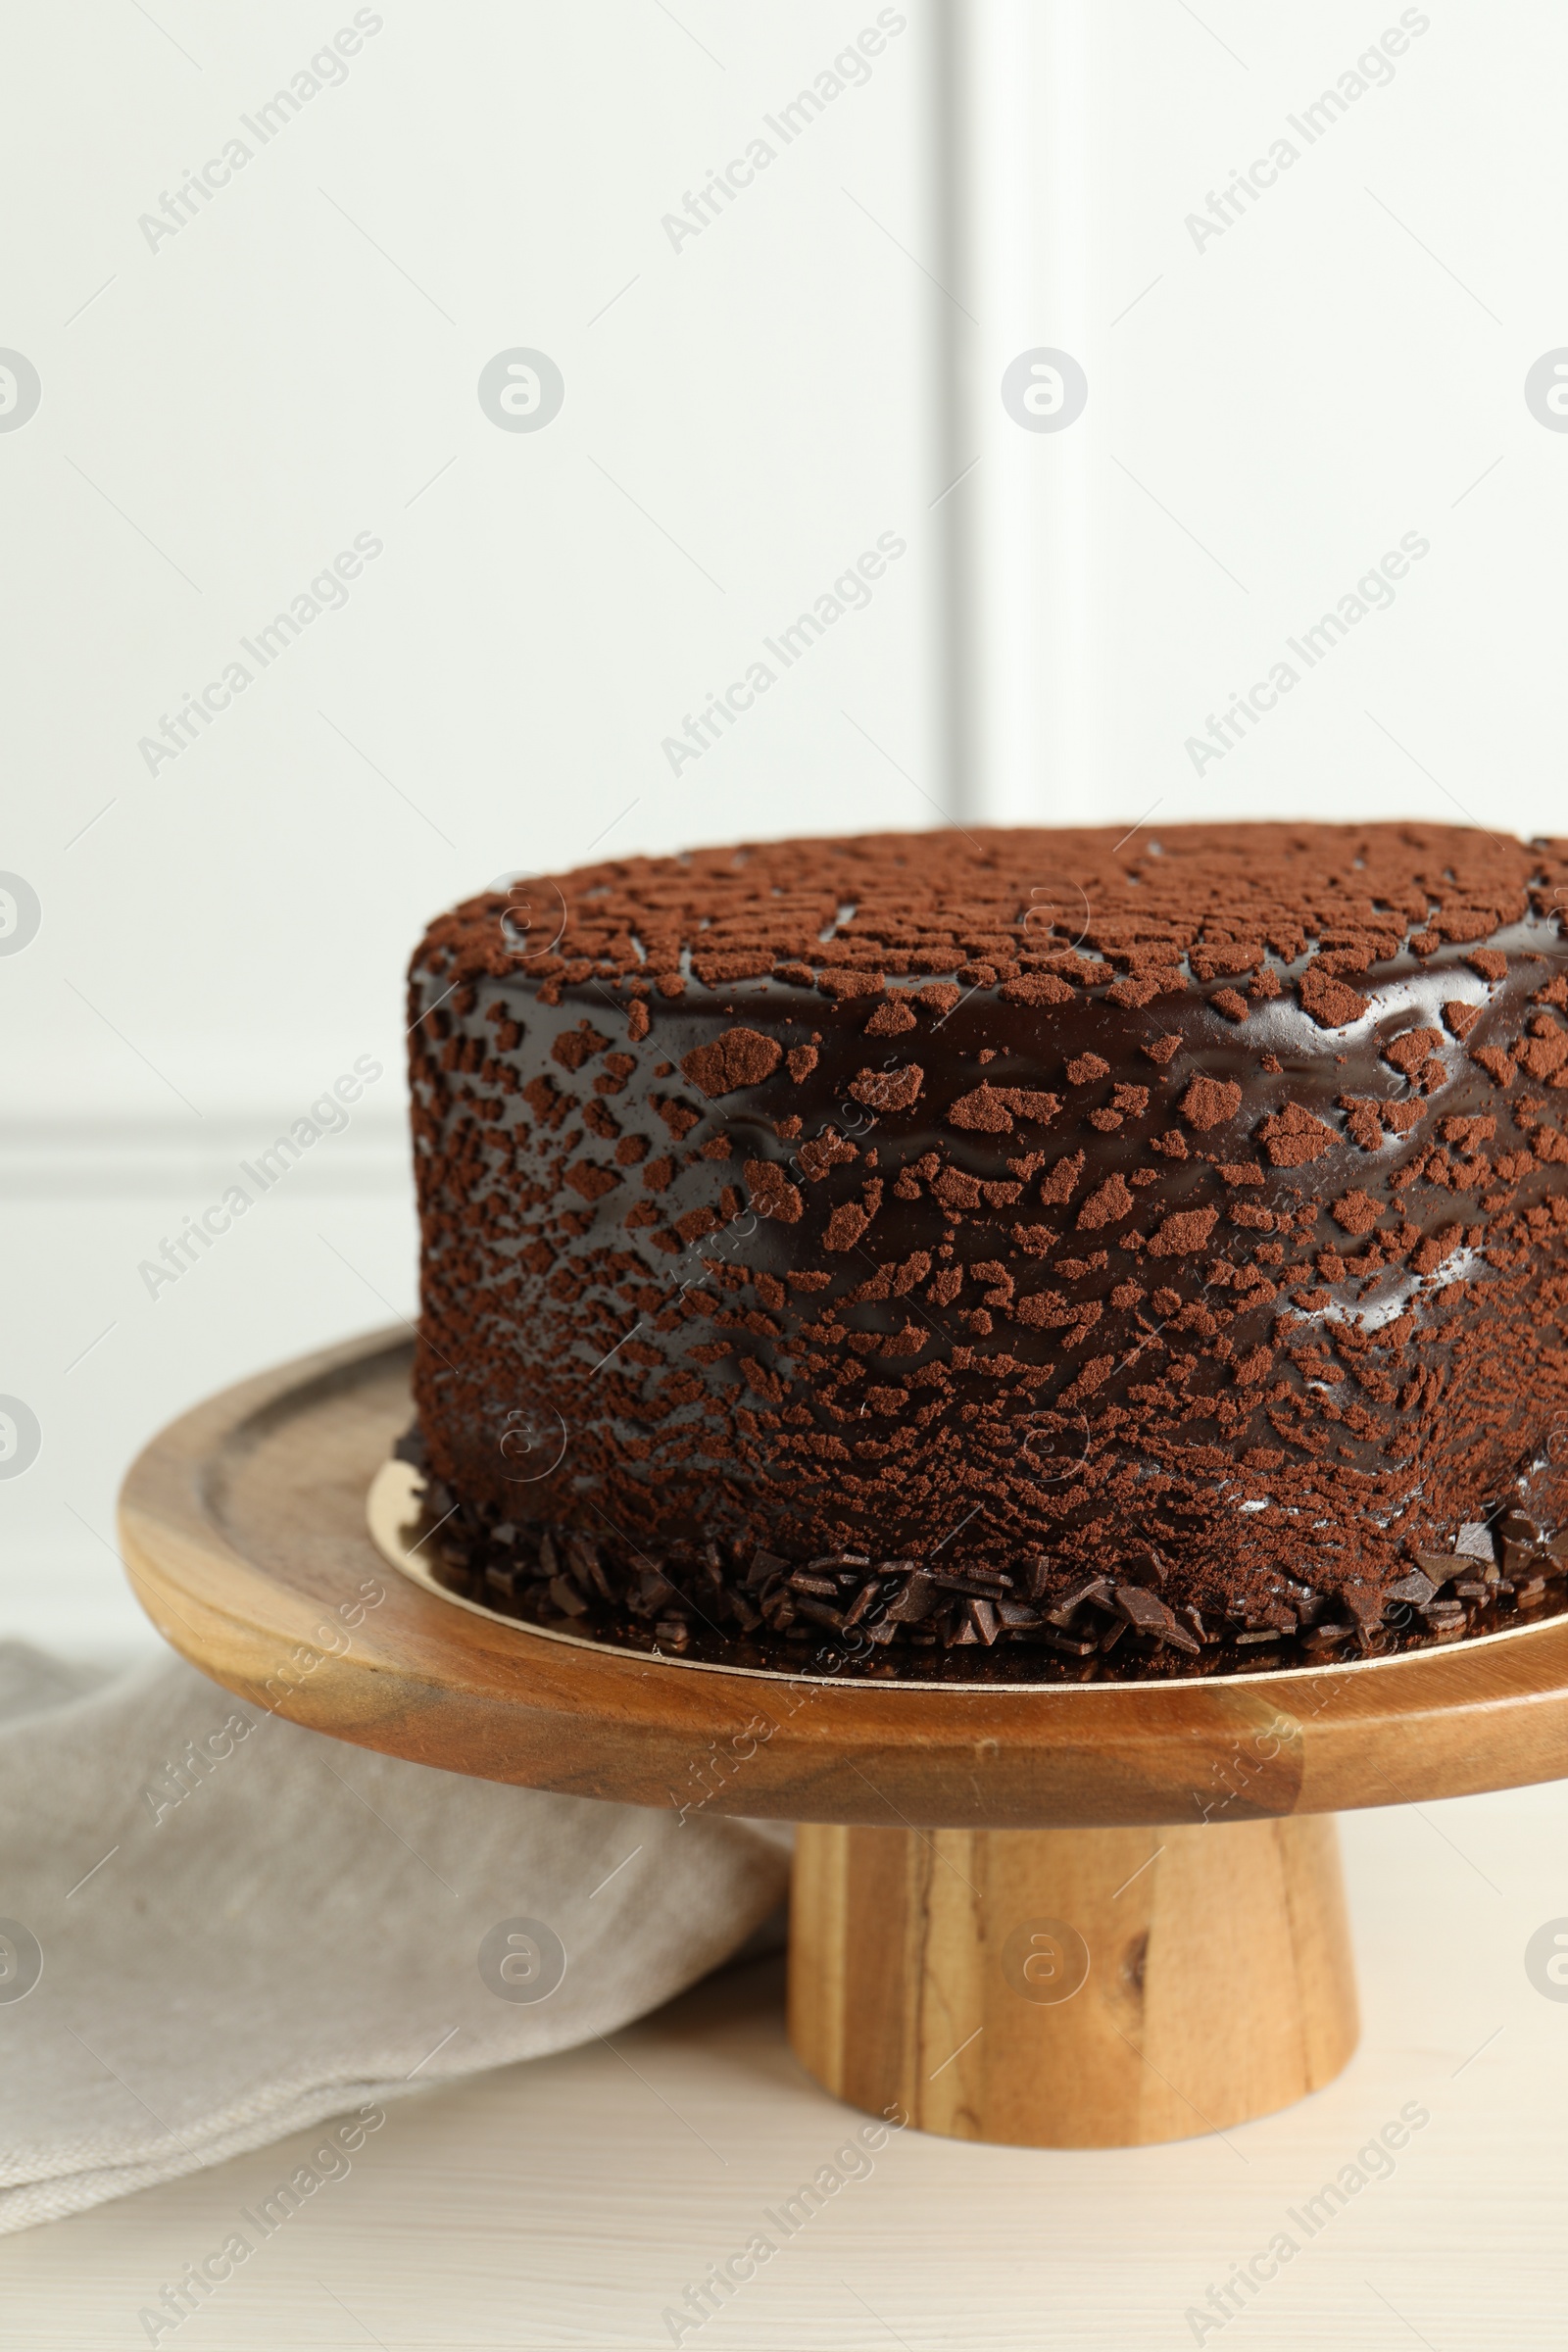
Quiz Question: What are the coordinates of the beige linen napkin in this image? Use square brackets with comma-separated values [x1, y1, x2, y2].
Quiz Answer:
[0, 1641, 791, 2233]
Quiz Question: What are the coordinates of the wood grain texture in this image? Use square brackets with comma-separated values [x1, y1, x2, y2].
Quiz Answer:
[119, 1328, 1568, 1830]
[788, 1818, 1358, 2146]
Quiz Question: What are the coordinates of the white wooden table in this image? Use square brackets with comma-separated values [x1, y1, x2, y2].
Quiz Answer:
[2, 1784, 1565, 2352]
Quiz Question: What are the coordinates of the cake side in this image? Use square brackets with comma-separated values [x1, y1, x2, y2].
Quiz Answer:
[405, 822, 1568, 1668]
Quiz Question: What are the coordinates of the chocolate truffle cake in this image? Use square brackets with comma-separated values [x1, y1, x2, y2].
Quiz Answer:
[400, 822, 1568, 1679]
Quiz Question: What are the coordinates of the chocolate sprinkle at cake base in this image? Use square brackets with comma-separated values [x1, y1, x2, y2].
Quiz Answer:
[400, 822, 1568, 1681]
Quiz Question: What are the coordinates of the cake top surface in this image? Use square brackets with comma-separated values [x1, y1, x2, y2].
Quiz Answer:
[418, 823, 1568, 1008]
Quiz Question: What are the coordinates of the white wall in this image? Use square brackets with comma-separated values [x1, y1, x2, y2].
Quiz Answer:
[955, 0, 1568, 833]
[3, 0, 1564, 1652]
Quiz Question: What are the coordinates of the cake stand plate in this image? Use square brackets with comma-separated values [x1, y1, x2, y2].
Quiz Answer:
[120, 1329, 1568, 2149]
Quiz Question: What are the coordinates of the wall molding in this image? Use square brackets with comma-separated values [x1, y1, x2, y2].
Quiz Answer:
[0, 1110, 409, 1200]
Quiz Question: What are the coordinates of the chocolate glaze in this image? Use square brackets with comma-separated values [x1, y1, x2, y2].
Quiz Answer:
[405, 823, 1568, 1673]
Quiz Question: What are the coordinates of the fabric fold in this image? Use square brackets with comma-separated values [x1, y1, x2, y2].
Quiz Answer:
[0, 1642, 791, 2234]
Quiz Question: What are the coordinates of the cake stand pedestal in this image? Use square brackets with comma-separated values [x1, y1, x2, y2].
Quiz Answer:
[789, 1815, 1354, 2148]
[120, 1330, 1568, 2151]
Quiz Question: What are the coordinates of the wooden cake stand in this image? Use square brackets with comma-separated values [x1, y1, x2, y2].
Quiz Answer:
[120, 1330, 1568, 2150]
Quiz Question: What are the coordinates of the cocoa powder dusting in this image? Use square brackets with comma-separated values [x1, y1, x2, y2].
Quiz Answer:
[405, 822, 1568, 1680]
